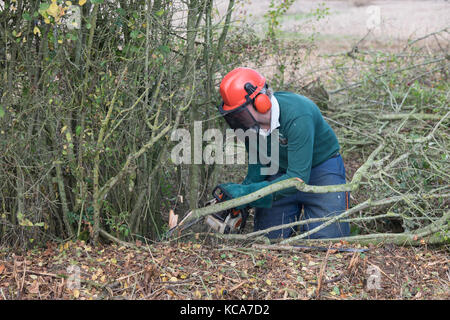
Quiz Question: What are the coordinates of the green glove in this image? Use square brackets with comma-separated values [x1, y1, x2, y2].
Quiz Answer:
[218, 181, 273, 209]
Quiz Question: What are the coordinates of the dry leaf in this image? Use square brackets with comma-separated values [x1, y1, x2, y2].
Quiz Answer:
[0, 264, 5, 274]
[73, 288, 80, 298]
[47, 1, 59, 19]
[167, 289, 175, 297]
[33, 26, 41, 36]
[28, 280, 40, 294]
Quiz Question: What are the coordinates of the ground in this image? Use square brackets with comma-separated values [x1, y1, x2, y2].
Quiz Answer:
[0, 240, 448, 300]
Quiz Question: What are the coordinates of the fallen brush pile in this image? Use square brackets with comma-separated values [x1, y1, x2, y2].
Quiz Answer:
[0, 241, 448, 300]
[320, 39, 450, 244]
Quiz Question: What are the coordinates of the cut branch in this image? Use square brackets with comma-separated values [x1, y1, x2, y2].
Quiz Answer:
[179, 142, 385, 227]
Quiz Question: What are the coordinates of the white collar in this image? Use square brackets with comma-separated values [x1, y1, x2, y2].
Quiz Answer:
[259, 95, 280, 136]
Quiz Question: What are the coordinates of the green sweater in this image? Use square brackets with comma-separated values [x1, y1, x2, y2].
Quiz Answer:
[243, 92, 340, 200]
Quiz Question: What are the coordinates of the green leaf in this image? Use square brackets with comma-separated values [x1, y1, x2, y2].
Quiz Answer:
[75, 125, 82, 136]
[19, 217, 34, 227]
[155, 9, 164, 17]
[91, 0, 104, 4]
[67, 32, 78, 41]
[130, 30, 140, 39]
[22, 12, 32, 21]
[332, 286, 340, 296]
[157, 45, 170, 55]
[39, 3, 50, 11]
[0, 106, 5, 118]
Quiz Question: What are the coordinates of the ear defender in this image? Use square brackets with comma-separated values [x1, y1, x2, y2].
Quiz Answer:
[244, 82, 272, 114]
[254, 93, 272, 113]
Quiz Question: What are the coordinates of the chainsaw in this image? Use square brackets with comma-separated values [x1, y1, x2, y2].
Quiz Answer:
[164, 185, 249, 239]
[204, 185, 249, 234]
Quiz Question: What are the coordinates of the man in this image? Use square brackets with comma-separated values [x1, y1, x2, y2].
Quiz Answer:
[216, 67, 350, 239]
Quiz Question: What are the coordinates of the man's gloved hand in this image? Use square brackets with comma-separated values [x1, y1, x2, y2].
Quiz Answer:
[218, 181, 273, 209]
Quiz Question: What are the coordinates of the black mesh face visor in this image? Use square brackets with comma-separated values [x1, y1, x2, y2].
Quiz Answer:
[219, 103, 260, 132]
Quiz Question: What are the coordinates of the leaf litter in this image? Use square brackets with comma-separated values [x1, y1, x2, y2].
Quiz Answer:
[0, 240, 448, 300]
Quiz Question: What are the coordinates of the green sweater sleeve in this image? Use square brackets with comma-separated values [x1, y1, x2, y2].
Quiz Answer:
[242, 138, 267, 185]
[268, 115, 314, 200]
[242, 163, 267, 185]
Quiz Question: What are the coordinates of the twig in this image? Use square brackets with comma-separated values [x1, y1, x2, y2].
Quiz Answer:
[377, 113, 443, 121]
[316, 244, 332, 299]
[26, 270, 60, 278]
[20, 258, 26, 293]
[99, 228, 137, 248]
[405, 27, 449, 48]
[366, 261, 398, 286]
[308, 273, 345, 287]
[400, 111, 449, 144]
[115, 270, 145, 282]
[229, 280, 247, 293]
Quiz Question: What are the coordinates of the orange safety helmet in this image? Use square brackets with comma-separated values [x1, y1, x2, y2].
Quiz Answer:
[219, 67, 272, 114]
